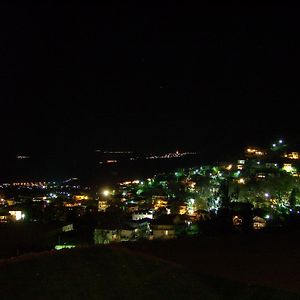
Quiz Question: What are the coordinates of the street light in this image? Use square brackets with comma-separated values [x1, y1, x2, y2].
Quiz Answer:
[102, 190, 110, 197]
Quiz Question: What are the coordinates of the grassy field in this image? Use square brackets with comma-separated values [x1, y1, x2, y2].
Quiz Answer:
[0, 243, 299, 300]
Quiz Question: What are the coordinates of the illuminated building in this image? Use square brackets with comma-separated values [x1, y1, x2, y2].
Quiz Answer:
[132, 210, 153, 220]
[9, 210, 25, 221]
[179, 205, 188, 215]
[151, 224, 176, 240]
[245, 147, 267, 158]
[282, 164, 297, 174]
[152, 196, 168, 210]
[151, 215, 185, 240]
[0, 212, 11, 223]
[237, 164, 244, 170]
[98, 200, 109, 212]
[73, 195, 89, 201]
[284, 152, 300, 160]
[253, 216, 267, 230]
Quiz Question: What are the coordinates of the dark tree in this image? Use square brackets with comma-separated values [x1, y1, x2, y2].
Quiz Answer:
[219, 180, 231, 208]
[289, 188, 297, 208]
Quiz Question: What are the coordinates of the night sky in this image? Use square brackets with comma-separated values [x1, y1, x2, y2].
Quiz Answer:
[1, 3, 300, 161]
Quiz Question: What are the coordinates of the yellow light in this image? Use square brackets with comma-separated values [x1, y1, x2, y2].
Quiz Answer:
[246, 148, 265, 156]
[189, 182, 196, 188]
[238, 178, 245, 184]
[284, 152, 300, 160]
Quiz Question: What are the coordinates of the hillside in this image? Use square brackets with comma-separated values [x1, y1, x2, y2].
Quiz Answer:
[119, 231, 300, 295]
[0, 245, 298, 300]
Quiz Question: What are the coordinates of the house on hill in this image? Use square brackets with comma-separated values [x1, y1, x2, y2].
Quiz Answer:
[0, 210, 11, 223]
[94, 223, 144, 244]
[150, 214, 187, 240]
[0, 206, 25, 222]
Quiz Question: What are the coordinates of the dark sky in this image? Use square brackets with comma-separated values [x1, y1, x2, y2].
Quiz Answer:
[1, 3, 300, 159]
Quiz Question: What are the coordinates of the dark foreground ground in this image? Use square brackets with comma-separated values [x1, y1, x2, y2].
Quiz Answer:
[0, 234, 300, 300]
[117, 231, 300, 295]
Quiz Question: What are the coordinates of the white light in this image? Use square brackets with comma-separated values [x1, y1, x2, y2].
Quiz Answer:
[279, 140, 283, 144]
[264, 193, 270, 198]
[272, 144, 276, 147]
[102, 190, 110, 197]
[265, 214, 270, 219]
[9, 211, 22, 221]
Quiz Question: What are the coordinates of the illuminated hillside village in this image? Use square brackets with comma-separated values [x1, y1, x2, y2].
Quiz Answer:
[1, 139, 300, 250]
